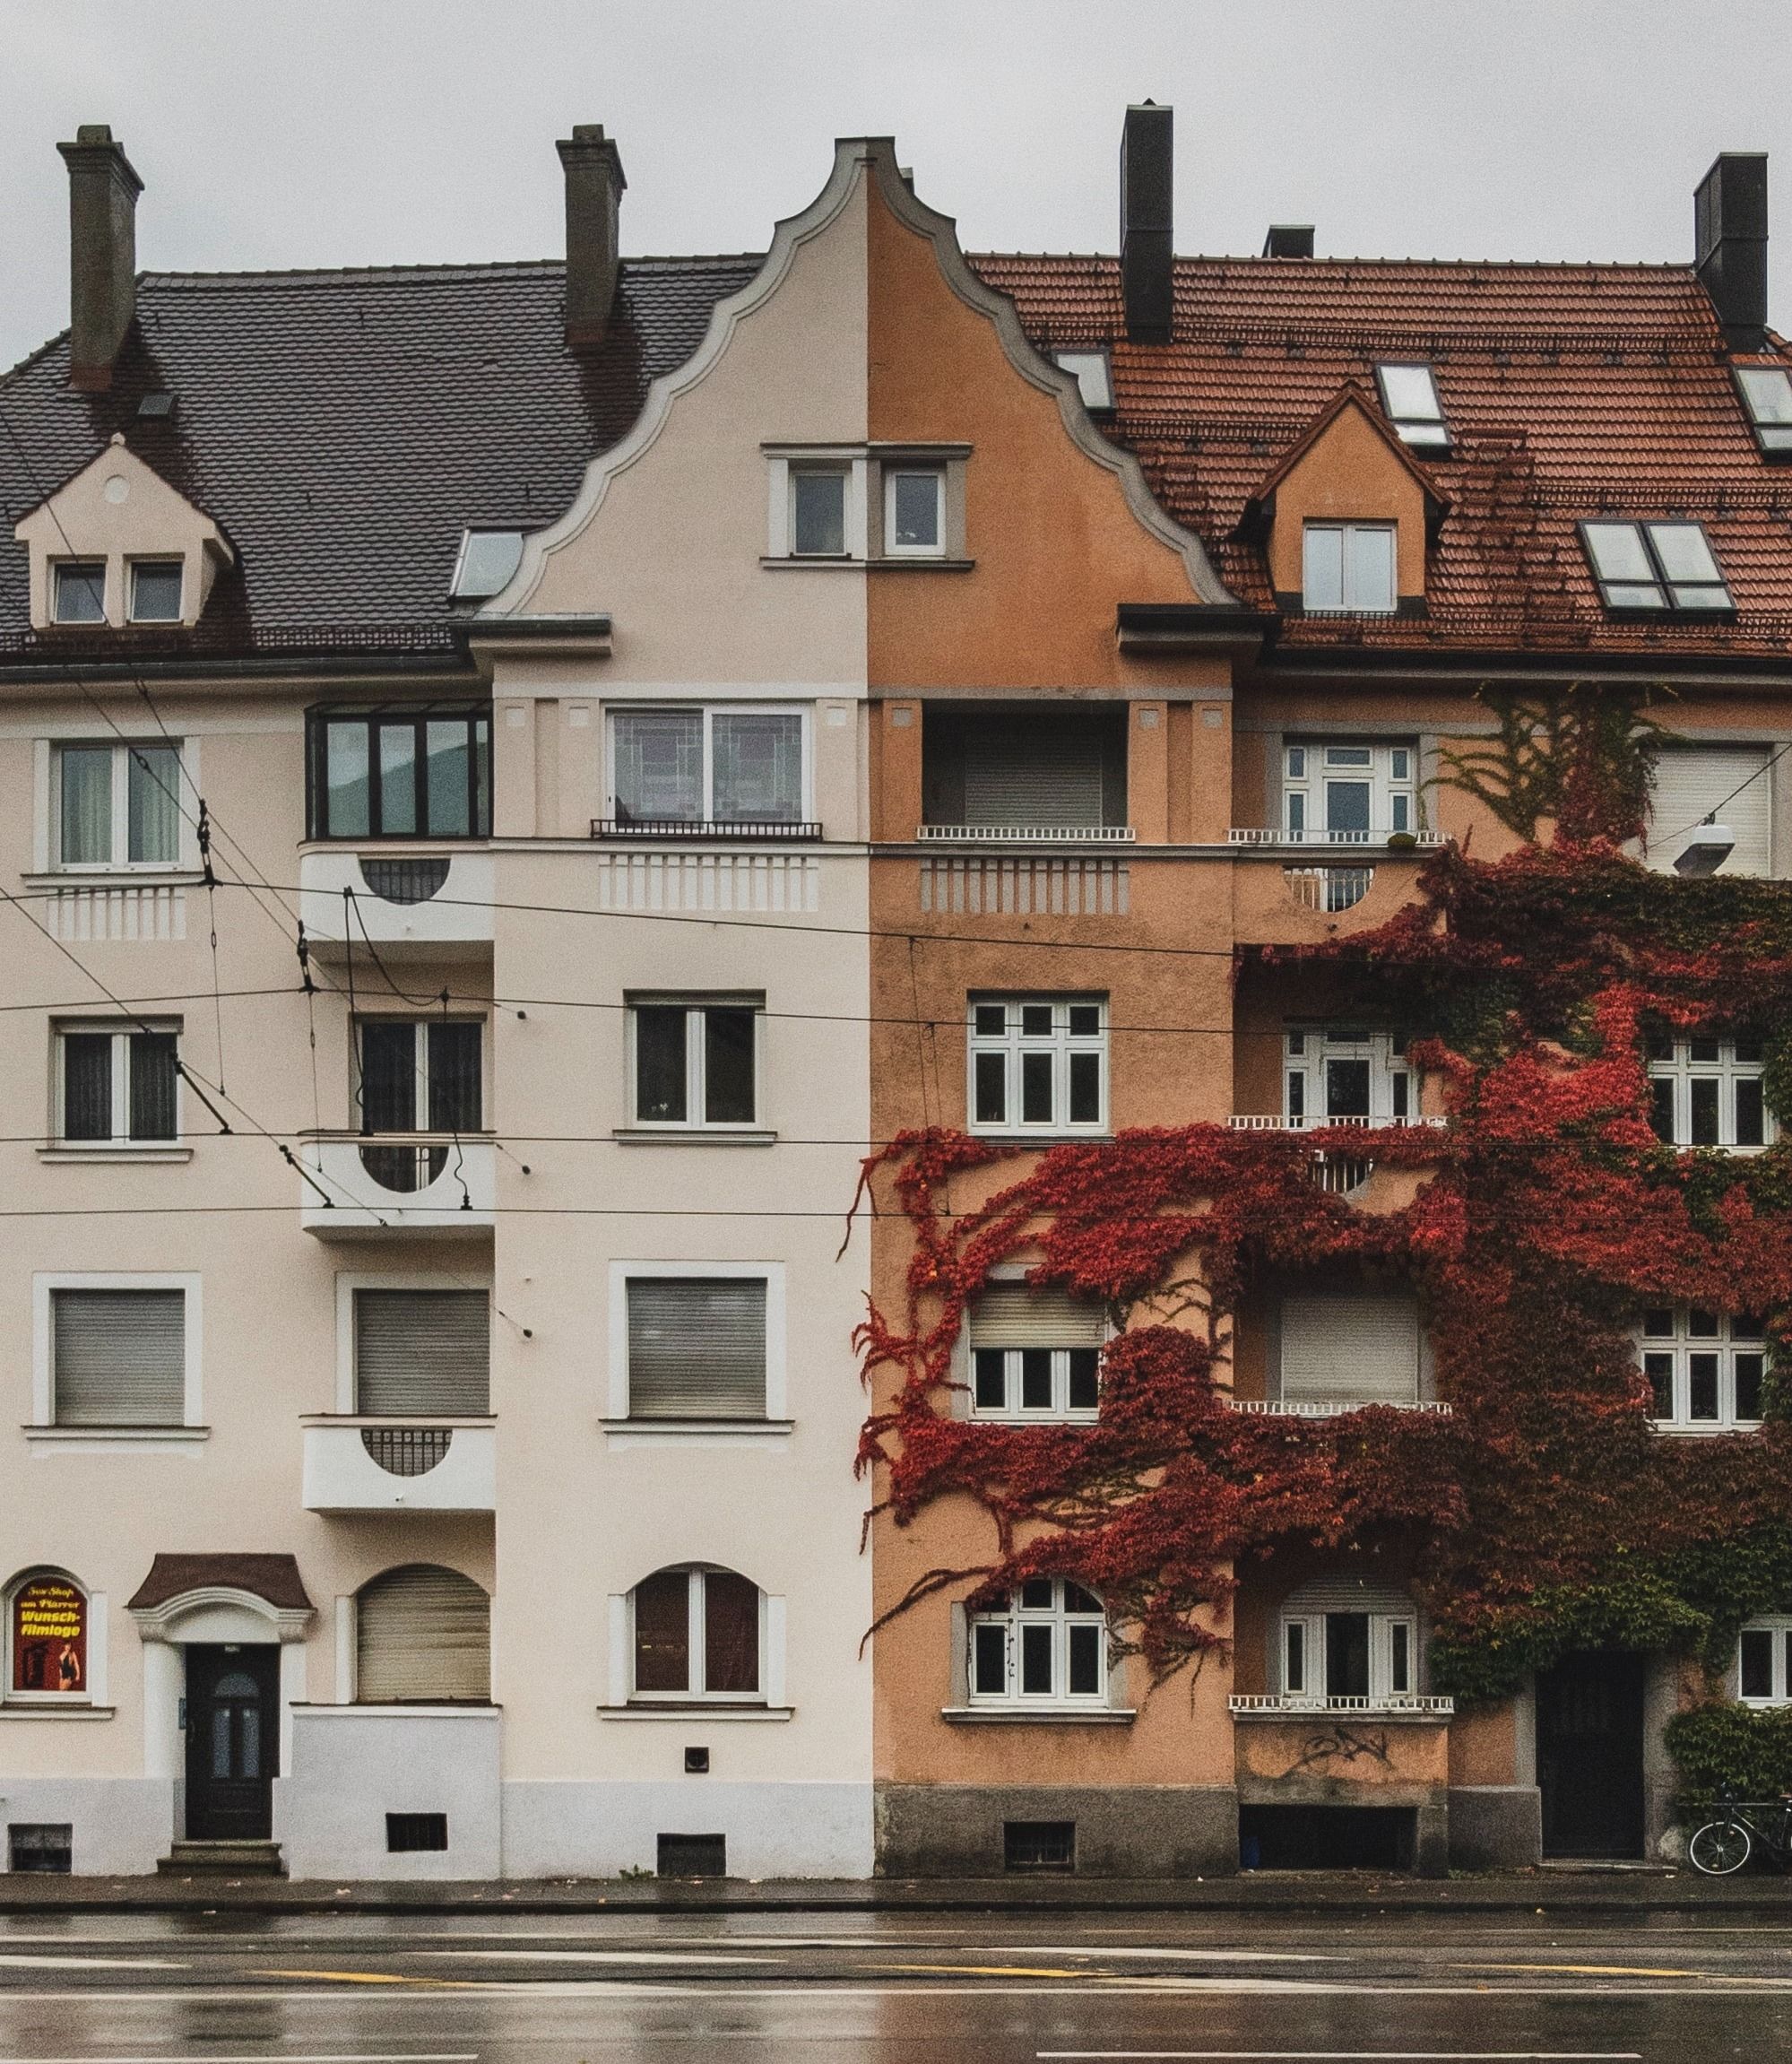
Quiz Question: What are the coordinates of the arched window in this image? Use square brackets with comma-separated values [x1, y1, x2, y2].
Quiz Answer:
[968, 1580, 1106, 1706]
[355, 1565, 489, 1704]
[7, 1570, 89, 1700]
[1277, 1577, 1420, 1709]
[630, 1565, 760, 1701]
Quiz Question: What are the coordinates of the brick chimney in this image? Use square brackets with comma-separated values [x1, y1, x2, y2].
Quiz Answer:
[1263, 224, 1315, 259]
[1695, 153, 1769, 351]
[558, 124, 627, 348]
[1121, 103, 1173, 343]
[57, 125, 143, 392]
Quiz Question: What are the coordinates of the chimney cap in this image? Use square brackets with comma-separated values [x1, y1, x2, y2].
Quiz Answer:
[557, 122, 627, 192]
[57, 123, 143, 196]
[1263, 224, 1315, 259]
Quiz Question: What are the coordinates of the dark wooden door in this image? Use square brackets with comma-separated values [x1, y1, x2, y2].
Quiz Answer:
[185, 1645, 279, 1840]
[1536, 1651, 1646, 1858]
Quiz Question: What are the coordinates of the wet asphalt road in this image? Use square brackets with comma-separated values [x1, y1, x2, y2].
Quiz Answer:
[0, 1909, 1785, 2059]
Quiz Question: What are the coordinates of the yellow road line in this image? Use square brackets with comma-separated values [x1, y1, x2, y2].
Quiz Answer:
[249, 1970, 479, 1988]
[871, 1961, 1094, 1979]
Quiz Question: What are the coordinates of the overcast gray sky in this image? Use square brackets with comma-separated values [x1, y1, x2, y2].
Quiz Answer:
[3, 0, 1788, 373]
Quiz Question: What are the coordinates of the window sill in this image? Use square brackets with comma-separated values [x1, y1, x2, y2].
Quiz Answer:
[599, 1702, 792, 1721]
[969, 1413, 1100, 1427]
[22, 870, 203, 889]
[612, 1128, 777, 1149]
[602, 1418, 794, 1446]
[23, 1426, 210, 1453]
[37, 1145, 194, 1166]
[967, 1132, 1112, 1148]
[867, 556, 975, 573]
[299, 1415, 496, 1429]
[0, 1704, 115, 1721]
[941, 1705, 1135, 1726]
[1650, 1419, 1762, 1436]
[760, 554, 862, 570]
[1664, 1143, 1772, 1157]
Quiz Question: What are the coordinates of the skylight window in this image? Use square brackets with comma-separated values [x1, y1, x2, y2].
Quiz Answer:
[1053, 351, 1114, 412]
[1735, 365, 1792, 456]
[449, 529, 524, 603]
[1374, 364, 1449, 449]
[1580, 522, 1733, 614]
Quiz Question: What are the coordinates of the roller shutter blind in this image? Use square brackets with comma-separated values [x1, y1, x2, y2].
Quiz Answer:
[354, 1290, 489, 1415]
[627, 1279, 766, 1418]
[962, 722, 1105, 828]
[1648, 747, 1771, 876]
[969, 1285, 1107, 1349]
[356, 1566, 489, 1703]
[1281, 1294, 1420, 1403]
[51, 1288, 185, 1426]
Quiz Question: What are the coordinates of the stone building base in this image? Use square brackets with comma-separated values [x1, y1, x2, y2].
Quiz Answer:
[875, 1782, 1239, 1877]
[1446, 1784, 1543, 1869]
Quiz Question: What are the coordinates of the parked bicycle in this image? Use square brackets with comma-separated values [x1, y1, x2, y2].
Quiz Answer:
[1686, 1794, 1792, 1875]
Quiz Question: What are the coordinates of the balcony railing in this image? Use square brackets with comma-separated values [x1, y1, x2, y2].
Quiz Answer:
[299, 849, 493, 954]
[1229, 1693, 1454, 1719]
[592, 817, 823, 841]
[1226, 1398, 1452, 1418]
[298, 1133, 495, 1236]
[916, 824, 1136, 844]
[1229, 828, 1447, 849]
[301, 1418, 496, 1512]
[1286, 863, 1375, 913]
[1228, 1114, 1448, 1133]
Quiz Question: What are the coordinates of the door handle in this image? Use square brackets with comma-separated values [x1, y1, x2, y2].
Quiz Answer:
[177, 1697, 187, 1730]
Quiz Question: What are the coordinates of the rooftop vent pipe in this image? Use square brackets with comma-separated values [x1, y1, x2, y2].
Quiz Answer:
[1121, 102, 1173, 343]
[1263, 224, 1314, 259]
[558, 123, 628, 348]
[57, 125, 142, 392]
[1695, 153, 1768, 351]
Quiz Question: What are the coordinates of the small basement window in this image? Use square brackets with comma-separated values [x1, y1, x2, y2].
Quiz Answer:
[1004, 1819, 1076, 1871]
[6, 1824, 73, 1874]
[1053, 351, 1114, 411]
[1374, 364, 1449, 449]
[52, 562, 107, 626]
[1735, 365, 1792, 456]
[128, 560, 184, 624]
[658, 1832, 726, 1877]
[449, 529, 524, 603]
[385, 1812, 448, 1852]
[1580, 522, 1732, 613]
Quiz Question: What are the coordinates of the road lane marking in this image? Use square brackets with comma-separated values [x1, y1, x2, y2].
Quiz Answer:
[249, 1970, 480, 1987]
[410, 1949, 775, 1965]
[0, 2057, 479, 2062]
[0, 1956, 187, 1971]
[871, 1961, 1095, 1977]
[976, 1947, 1338, 1962]
[1039, 2053, 1644, 2060]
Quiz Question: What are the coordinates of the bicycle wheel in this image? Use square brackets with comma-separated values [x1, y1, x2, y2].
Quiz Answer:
[1689, 1818, 1752, 1876]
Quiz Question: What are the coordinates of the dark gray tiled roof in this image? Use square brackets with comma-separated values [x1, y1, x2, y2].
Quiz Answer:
[0, 256, 760, 663]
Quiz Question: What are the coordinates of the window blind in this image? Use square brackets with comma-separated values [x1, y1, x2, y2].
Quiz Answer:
[51, 1288, 185, 1426]
[962, 722, 1106, 828]
[356, 1565, 489, 1703]
[969, 1285, 1107, 1350]
[1648, 747, 1770, 876]
[627, 1279, 766, 1418]
[1281, 1293, 1420, 1403]
[355, 1290, 489, 1415]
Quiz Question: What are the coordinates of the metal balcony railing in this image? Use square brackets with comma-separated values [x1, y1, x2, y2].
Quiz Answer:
[592, 817, 823, 841]
[1286, 863, 1375, 913]
[1227, 1114, 1448, 1133]
[1226, 1398, 1452, 1418]
[916, 823, 1136, 844]
[360, 1427, 455, 1477]
[1229, 828, 1447, 848]
[1228, 1693, 1454, 1718]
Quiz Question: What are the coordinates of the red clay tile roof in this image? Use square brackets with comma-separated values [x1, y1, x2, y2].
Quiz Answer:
[974, 252, 1792, 659]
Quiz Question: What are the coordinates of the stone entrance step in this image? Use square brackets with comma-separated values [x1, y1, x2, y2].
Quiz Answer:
[158, 1840, 285, 1878]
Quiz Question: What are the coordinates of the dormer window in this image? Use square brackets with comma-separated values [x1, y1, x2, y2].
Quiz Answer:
[449, 529, 524, 603]
[1302, 523, 1396, 614]
[1735, 366, 1792, 456]
[1053, 351, 1114, 412]
[1374, 364, 1449, 450]
[52, 563, 106, 626]
[1580, 522, 1732, 613]
[128, 561, 184, 624]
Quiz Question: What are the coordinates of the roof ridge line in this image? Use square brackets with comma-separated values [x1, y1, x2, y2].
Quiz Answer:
[134, 252, 765, 287]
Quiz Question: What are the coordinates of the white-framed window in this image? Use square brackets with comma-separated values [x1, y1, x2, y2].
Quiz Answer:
[607, 706, 808, 829]
[1302, 523, 1397, 614]
[630, 1565, 763, 1702]
[51, 560, 107, 626]
[968, 1284, 1105, 1420]
[1737, 1617, 1792, 1706]
[1641, 1306, 1765, 1430]
[791, 465, 851, 556]
[1646, 1033, 1770, 1149]
[1052, 350, 1114, 412]
[764, 450, 870, 561]
[628, 997, 759, 1128]
[32, 1274, 202, 1429]
[126, 559, 184, 624]
[968, 997, 1106, 1135]
[1283, 740, 1417, 843]
[883, 465, 945, 557]
[1580, 521, 1732, 613]
[54, 1021, 180, 1146]
[1284, 1026, 1413, 1127]
[1374, 363, 1449, 449]
[969, 1580, 1107, 1705]
[1645, 744, 1771, 878]
[1280, 1293, 1424, 1409]
[354, 1018, 482, 1134]
[1277, 1580, 1421, 1707]
[50, 739, 182, 870]
[1736, 365, 1792, 457]
[610, 1262, 784, 1422]
[5, 1569, 96, 1704]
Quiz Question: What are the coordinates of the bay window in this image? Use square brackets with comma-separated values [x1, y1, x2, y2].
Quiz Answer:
[307, 706, 491, 841]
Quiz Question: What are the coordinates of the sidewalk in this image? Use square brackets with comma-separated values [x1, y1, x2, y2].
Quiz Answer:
[1, 1866, 1788, 1917]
